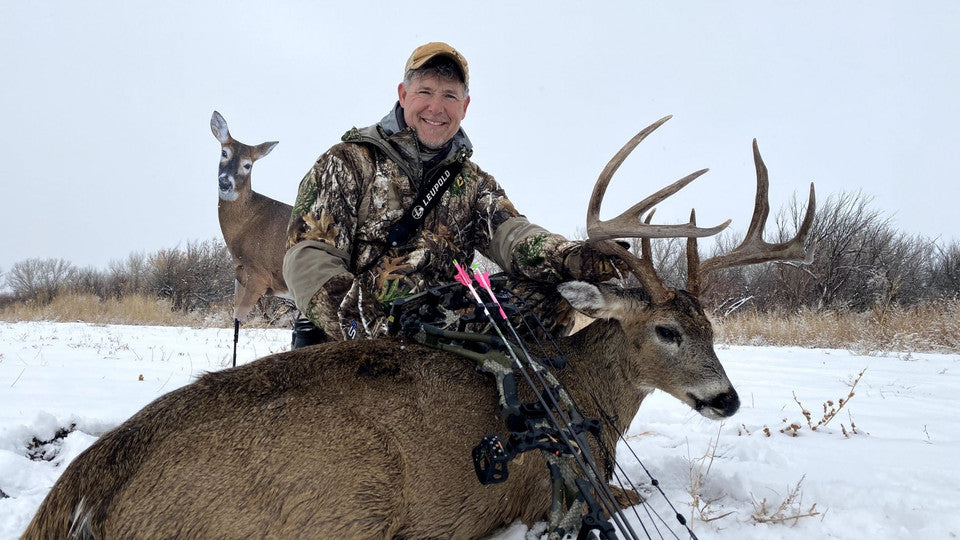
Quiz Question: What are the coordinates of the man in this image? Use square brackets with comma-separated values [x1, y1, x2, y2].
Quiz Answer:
[283, 42, 618, 345]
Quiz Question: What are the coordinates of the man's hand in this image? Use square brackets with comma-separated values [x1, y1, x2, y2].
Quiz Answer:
[560, 241, 629, 282]
[306, 272, 356, 340]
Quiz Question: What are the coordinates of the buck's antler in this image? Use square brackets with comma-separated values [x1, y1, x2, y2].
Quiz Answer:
[586, 117, 817, 303]
[686, 140, 816, 296]
[586, 116, 730, 302]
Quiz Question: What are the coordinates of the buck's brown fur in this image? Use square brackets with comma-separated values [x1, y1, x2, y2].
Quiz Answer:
[22, 283, 739, 539]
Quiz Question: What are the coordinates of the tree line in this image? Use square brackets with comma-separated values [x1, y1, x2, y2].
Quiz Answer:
[2, 191, 958, 318]
[0, 239, 236, 313]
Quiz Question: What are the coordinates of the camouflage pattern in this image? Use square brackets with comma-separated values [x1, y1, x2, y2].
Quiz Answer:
[284, 105, 617, 341]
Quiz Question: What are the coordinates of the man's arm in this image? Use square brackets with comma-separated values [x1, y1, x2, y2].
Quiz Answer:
[283, 149, 362, 340]
[475, 171, 621, 283]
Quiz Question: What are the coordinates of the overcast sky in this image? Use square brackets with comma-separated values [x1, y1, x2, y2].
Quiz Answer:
[2, 1, 958, 276]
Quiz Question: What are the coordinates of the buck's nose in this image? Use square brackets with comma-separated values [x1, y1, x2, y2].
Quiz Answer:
[690, 389, 741, 419]
[219, 175, 232, 191]
[707, 390, 740, 417]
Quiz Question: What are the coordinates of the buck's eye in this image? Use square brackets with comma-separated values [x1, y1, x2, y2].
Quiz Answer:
[655, 325, 682, 345]
[221, 149, 228, 159]
[242, 161, 252, 171]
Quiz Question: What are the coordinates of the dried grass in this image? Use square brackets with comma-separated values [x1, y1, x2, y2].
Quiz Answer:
[0, 293, 228, 327]
[4, 292, 958, 350]
[687, 424, 735, 527]
[750, 476, 821, 525]
[713, 300, 960, 353]
[779, 369, 865, 438]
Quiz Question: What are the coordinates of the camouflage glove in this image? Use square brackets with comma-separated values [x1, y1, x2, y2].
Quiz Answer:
[560, 241, 628, 282]
[335, 279, 381, 340]
[305, 272, 356, 341]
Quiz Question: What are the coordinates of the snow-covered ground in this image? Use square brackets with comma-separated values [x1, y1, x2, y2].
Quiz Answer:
[1, 321, 957, 539]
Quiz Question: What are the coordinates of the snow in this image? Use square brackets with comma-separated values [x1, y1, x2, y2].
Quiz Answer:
[1, 321, 958, 539]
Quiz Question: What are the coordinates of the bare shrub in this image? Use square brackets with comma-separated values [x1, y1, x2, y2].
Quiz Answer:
[775, 191, 940, 311]
[930, 240, 960, 300]
[5, 258, 75, 304]
[781, 369, 864, 438]
[750, 476, 821, 525]
[627, 235, 688, 290]
[149, 239, 234, 313]
[687, 424, 735, 527]
[107, 252, 151, 299]
[66, 266, 110, 300]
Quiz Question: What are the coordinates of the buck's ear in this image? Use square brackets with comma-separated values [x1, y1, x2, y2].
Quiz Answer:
[559, 281, 648, 320]
[211, 111, 230, 143]
[559, 281, 614, 319]
[255, 141, 279, 159]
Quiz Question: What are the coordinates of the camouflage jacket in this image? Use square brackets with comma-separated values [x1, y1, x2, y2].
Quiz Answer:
[283, 104, 581, 340]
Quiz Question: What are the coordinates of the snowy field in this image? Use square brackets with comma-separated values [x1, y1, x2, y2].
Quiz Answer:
[1, 320, 958, 539]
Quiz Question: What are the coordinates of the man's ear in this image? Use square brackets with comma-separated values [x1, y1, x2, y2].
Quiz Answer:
[397, 82, 408, 107]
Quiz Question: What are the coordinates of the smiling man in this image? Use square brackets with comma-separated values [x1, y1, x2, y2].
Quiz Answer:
[283, 42, 621, 345]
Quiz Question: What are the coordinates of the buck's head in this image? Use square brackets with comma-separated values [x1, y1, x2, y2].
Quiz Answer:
[569, 115, 816, 420]
[560, 281, 739, 419]
[210, 111, 278, 202]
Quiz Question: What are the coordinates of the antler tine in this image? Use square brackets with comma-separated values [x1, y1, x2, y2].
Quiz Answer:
[586, 116, 731, 242]
[697, 139, 817, 278]
[686, 209, 703, 295]
[640, 209, 655, 263]
[587, 115, 672, 229]
[591, 238, 673, 303]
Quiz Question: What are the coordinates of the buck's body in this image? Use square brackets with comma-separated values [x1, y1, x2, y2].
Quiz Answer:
[24, 321, 650, 539]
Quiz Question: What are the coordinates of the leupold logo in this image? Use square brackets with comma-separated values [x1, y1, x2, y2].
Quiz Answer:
[412, 205, 425, 219]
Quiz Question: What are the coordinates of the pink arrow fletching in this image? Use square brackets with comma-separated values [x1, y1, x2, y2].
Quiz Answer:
[473, 268, 507, 320]
[453, 260, 472, 287]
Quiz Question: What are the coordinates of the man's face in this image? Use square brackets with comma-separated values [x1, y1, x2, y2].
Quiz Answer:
[398, 74, 470, 150]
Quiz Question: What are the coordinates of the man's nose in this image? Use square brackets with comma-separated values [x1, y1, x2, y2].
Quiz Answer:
[424, 94, 445, 111]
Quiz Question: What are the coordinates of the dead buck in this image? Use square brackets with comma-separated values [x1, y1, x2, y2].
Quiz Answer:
[23, 116, 814, 540]
[211, 111, 292, 320]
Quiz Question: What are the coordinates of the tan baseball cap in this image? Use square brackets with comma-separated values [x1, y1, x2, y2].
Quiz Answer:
[404, 42, 469, 86]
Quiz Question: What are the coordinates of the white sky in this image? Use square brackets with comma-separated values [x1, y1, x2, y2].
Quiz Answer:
[2, 1, 958, 274]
